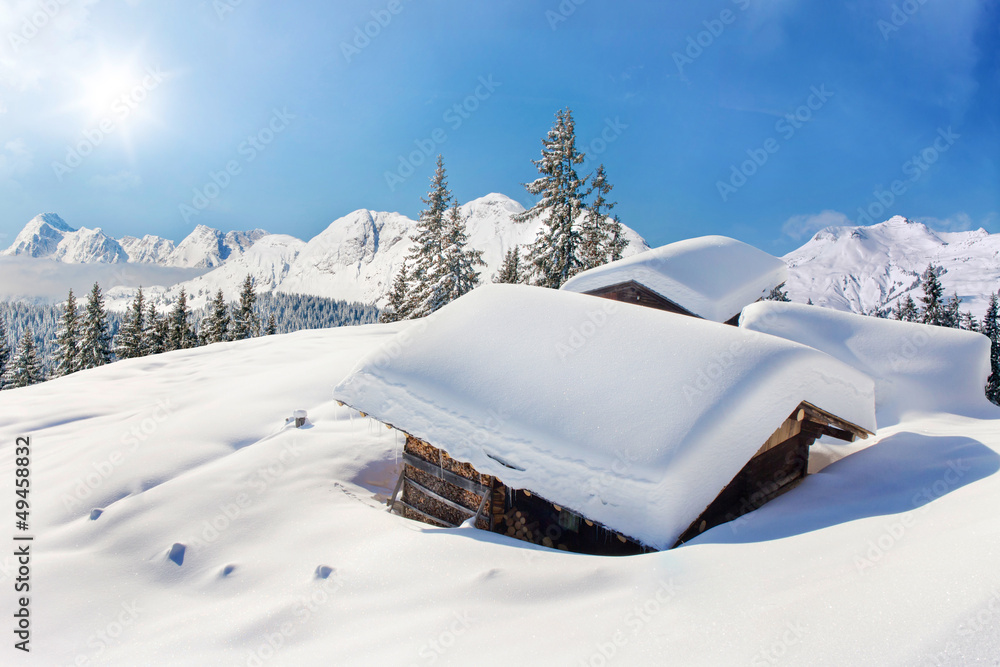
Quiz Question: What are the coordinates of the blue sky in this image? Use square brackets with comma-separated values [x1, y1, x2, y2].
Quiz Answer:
[0, 0, 996, 254]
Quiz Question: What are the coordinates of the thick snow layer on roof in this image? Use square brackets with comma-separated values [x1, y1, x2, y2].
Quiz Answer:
[561, 235, 788, 322]
[334, 284, 875, 549]
[740, 301, 997, 426]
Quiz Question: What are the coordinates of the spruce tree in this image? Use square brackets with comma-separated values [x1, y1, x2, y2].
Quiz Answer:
[167, 288, 197, 351]
[380, 264, 412, 324]
[494, 246, 527, 284]
[264, 314, 278, 336]
[0, 317, 10, 390]
[404, 155, 453, 317]
[765, 283, 791, 302]
[115, 288, 146, 359]
[426, 203, 485, 311]
[983, 292, 999, 406]
[515, 108, 588, 288]
[54, 289, 81, 376]
[143, 301, 166, 355]
[919, 265, 946, 326]
[894, 295, 920, 322]
[579, 164, 624, 270]
[943, 293, 962, 328]
[3, 328, 44, 389]
[201, 289, 231, 344]
[79, 282, 113, 370]
[232, 275, 259, 340]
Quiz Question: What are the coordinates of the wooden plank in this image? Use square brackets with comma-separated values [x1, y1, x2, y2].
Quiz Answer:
[800, 401, 873, 439]
[404, 477, 478, 517]
[395, 500, 457, 528]
[386, 469, 405, 512]
[402, 452, 490, 495]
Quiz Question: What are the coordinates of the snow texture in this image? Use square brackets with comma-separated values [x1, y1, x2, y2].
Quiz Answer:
[562, 235, 788, 323]
[740, 301, 997, 427]
[334, 284, 875, 549]
[0, 317, 998, 665]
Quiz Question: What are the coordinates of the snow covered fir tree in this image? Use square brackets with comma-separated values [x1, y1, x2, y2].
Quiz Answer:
[3, 327, 44, 389]
[381, 155, 484, 322]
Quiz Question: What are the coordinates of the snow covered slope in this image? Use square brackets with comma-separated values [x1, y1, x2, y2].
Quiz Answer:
[118, 235, 177, 264]
[166, 226, 269, 268]
[0, 322, 997, 665]
[784, 216, 1000, 318]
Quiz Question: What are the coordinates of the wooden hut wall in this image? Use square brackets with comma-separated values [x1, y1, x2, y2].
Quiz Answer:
[674, 401, 870, 545]
[585, 280, 743, 326]
[585, 281, 697, 317]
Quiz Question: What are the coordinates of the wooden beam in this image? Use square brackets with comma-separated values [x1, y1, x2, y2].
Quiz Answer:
[387, 469, 405, 513]
[394, 500, 457, 527]
[402, 452, 490, 495]
[799, 401, 873, 440]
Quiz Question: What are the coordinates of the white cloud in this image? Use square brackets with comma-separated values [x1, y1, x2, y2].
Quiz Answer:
[915, 213, 999, 234]
[781, 209, 852, 240]
[0, 137, 33, 180]
[89, 169, 142, 192]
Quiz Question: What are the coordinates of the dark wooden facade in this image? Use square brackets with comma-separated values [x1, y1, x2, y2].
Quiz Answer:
[387, 401, 871, 555]
[389, 435, 649, 555]
[673, 401, 872, 545]
[583, 280, 741, 326]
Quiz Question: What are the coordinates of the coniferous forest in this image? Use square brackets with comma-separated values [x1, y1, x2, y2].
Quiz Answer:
[0, 277, 378, 388]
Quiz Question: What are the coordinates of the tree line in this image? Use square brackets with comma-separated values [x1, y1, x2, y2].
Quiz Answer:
[379, 108, 627, 322]
[879, 264, 999, 406]
[0, 276, 378, 390]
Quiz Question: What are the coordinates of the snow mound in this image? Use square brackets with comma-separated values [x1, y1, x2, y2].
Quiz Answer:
[562, 235, 787, 323]
[334, 284, 875, 549]
[739, 301, 996, 426]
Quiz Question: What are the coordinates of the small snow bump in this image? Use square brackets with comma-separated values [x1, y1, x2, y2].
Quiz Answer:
[89, 508, 103, 520]
[221, 564, 237, 577]
[314, 565, 334, 579]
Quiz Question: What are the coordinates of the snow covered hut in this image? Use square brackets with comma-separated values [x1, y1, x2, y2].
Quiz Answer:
[561, 235, 788, 325]
[334, 285, 875, 553]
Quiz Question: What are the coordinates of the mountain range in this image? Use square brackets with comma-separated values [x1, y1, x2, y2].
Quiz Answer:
[785, 215, 1000, 317]
[3, 199, 998, 317]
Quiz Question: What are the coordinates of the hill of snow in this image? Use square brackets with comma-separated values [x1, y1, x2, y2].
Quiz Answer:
[783, 215, 1000, 318]
[1, 317, 997, 664]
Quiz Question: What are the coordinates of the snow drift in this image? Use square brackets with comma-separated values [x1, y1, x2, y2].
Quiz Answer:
[740, 301, 997, 426]
[334, 284, 875, 549]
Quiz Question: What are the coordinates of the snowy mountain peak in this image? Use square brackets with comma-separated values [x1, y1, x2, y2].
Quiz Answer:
[31, 212, 75, 233]
[168, 225, 269, 268]
[786, 214, 1000, 317]
[2, 213, 129, 263]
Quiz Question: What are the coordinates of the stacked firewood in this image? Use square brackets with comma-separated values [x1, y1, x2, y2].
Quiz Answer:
[499, 509, 568, 550]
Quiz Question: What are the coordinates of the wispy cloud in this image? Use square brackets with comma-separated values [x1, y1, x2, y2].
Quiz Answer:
[90, 170, 142, 192]
[915, 212, 999, 234]
[781, 209, 852, 240]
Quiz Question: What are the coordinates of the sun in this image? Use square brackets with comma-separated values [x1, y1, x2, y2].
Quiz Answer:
[78, 64, 141, 119]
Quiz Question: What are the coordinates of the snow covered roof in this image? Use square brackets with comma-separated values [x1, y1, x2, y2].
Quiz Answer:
[740, 301, 996, 426]
[333, 284, 875, 550]
[561, 236, 788, 323]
